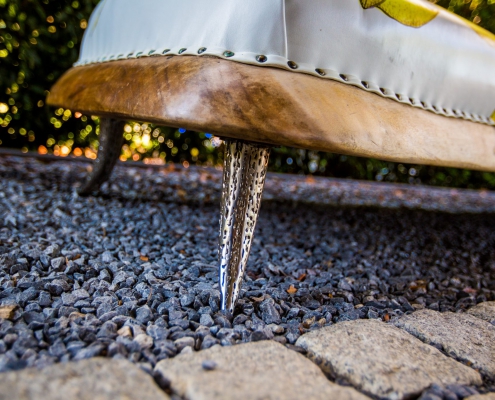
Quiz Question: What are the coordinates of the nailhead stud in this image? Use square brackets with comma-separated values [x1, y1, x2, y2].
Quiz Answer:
[315, 69, 326, 76]
[198, 47, 207, 54]
[287, 61, 298, 69]
[223, 51, 235, 57]
[178, 48, 187, 54]
[256, 55, 267, 63]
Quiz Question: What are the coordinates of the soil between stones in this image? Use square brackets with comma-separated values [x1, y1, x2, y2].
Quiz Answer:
[0, 155, 494, 385]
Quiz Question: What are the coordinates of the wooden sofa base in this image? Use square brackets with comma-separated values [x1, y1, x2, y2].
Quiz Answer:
[48, 55, 495, 172]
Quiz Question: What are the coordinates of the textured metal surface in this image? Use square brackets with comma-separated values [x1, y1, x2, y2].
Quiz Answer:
[219, 140, 271, 312]
[78, 118, 125, 195]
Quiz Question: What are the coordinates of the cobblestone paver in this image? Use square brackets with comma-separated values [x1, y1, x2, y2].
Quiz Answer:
[468, 302, 495, 325]
[154, 341, 369, 400]
[0, 358, 169, 400]
[296, 319, 481, 399]
[466, 395, 495, 400]
[396, 310, 495, 379]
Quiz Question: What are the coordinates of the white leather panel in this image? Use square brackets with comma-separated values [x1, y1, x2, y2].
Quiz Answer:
[76, 0, 495, 126]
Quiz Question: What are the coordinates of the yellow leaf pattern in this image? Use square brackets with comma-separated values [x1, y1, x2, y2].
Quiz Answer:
[360, 0, 385, 7]
[360, 0, 438, 28]
[491, 110, 495, 123]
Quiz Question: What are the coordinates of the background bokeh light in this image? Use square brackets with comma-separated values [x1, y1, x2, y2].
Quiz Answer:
[1, 0, 495, 189]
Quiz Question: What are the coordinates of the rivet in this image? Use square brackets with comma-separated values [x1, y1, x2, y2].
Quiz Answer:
[178, 48, 187, 54]
[198, 47, 207, 54]
[421, 101, 427, 108]
[223, 51, 235, 57]
[396, 94, 401, 100]
[380, 88, 386, 95]
[256, 55, 267, 63]
[315, 68, 326, 76]
[287, 61, 298, 69]
[361, 81, 369, 88]
[409, 98, 414, 104]
[136, 52, 143, 57]
[127, 53, 134, 58]
[148, 50, 156, 56]
[162, 49, 170, 54]
[339, 74, 348, 81]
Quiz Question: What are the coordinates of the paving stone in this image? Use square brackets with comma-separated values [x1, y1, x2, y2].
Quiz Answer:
[396, 310, 495, 379]
[154, 340, 369, 400]
[468, 302, 495, 325]
[296, 319, 481, 400]
[466, 395, 495, 400]
[0, 357, 169, 400]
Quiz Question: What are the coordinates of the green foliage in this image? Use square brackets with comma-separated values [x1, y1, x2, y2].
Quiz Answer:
[1, 0, 495, 189]
[0, 0, 100, 150]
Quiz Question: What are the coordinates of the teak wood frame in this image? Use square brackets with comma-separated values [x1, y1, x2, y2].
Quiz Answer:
[48, 55, 495, 310]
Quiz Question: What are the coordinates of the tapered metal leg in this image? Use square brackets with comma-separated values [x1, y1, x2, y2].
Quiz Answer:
[219, 140, 271, 312]
[78, 118, 126, 195]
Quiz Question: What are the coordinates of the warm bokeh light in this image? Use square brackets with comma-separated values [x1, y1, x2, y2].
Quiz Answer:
[38, 145, 48, 155]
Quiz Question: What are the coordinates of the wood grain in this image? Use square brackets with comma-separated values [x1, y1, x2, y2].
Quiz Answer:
[47, 56, 495, 172]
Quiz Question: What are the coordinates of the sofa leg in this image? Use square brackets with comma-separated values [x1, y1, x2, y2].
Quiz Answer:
[78, 118, 126, 195]
[218, 140, 271, 313]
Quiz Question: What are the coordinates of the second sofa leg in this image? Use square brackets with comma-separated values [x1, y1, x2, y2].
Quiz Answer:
[218, 140, 271, 313]
[78, 118, 126, 195]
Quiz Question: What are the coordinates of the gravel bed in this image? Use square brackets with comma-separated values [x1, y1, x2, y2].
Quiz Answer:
[0, 154, 494, 384]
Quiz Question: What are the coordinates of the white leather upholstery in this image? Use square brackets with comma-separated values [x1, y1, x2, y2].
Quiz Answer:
[77, 0, 495, 126]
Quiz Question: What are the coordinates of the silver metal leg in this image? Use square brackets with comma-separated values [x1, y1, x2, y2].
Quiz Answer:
[218, 140, 271, 312]
[78, 118, 126, 195]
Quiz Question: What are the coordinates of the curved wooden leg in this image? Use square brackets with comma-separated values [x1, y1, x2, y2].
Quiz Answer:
[78, 118, 126, 196]
[218, 140, 271, 313]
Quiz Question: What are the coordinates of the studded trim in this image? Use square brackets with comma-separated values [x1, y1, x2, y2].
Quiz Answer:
[74, 47, 495, 127]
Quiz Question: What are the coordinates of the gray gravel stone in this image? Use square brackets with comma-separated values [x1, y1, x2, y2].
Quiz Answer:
[73, 343, 105, 361]
[154, 341, 369, 400]
[0, 357, 169, 400]
[259, 298, 281, 325]
[2, 155, 495, 377]
[468, 302, 495, 325]
[296, 319, 482, 399]
[200, 313, 214, 327]
[50, 257, 65, 271]
[174, 336, 195, 352]
[134, 334, 153, 350]
[136, 305, 153, 324]
[396, 310, 495, 379]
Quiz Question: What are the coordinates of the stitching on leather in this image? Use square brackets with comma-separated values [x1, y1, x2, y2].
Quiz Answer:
[73, 49, 495, 127]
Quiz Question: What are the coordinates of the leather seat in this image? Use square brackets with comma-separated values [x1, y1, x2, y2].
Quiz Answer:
[47, 0, 495, 311]
[74, 0, 495, 124]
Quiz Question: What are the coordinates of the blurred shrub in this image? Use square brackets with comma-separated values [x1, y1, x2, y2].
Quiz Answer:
[1, 0, 495, 189]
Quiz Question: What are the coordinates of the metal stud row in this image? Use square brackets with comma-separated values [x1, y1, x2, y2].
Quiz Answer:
[75, 49, 494, 126]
